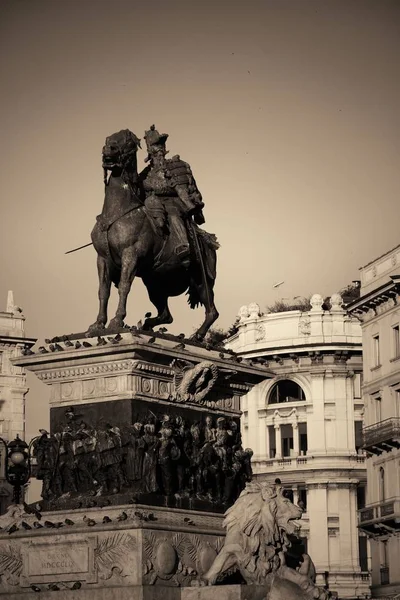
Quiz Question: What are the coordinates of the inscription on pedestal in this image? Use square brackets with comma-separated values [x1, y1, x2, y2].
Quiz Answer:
[29, 545, 87, 575]
[21, 536, 97, 585]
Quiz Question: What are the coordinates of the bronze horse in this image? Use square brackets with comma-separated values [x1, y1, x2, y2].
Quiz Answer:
[87, 129, 219, 340]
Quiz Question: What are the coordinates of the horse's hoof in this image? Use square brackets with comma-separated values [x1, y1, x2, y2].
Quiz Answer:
[107, 318, 125, 333]
[86, 323, 105, 338]
[190, 333, 205, 342]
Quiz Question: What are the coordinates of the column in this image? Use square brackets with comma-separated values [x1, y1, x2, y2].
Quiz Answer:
[293, 486, 299, 505]
[244, 387, 259, 456]
[338, 482, 359, 571]
[293, 422, 299, 456]
[265, 424, 270, 458]
[309, 373, 326, 454]
[275, 425, 282, 458]
[258, 412, 266, 458]
[307, 481, 329, 578]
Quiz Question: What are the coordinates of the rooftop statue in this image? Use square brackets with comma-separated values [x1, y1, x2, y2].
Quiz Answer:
[88, 127, 219, 340]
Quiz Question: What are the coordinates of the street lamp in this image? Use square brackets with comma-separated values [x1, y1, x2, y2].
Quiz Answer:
[0, 435, 31, 505]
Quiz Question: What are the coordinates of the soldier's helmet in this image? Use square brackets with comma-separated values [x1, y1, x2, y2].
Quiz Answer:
[144, 124, 169, 162]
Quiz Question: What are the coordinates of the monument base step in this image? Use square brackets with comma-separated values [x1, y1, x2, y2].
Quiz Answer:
[4, 584, 267, 600]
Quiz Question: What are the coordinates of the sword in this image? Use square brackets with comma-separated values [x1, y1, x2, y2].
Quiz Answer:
[65, 242, 93, 255]
[188, 219, 211, 308]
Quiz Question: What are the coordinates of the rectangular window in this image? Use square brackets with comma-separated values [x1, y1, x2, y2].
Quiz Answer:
[357, 485, 366, 510]
[380, 541, 390, 584]
[300, 536, 308, 554]
[298, 488, 307, 510]
[358, 535, 368, 572]
[375, 396, 382, 423]
[353, 373, 362, 399]
[393, 325, 400, 358]
[355, 421, 363, 452]
[373, 335, 380, 367]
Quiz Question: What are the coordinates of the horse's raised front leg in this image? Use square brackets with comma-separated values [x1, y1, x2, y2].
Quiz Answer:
[87, 256, 111, 336]
[108, 246, 138, 332]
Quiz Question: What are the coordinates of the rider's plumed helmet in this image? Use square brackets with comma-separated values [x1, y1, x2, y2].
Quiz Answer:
[144, 124, 169, 162]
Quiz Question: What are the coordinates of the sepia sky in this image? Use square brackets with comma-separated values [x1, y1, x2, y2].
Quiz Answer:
[1, 0, 400, 439]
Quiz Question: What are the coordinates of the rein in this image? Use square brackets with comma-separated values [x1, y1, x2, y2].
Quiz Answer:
[96, 203, 142, 232]
[97, 170, 143, 232]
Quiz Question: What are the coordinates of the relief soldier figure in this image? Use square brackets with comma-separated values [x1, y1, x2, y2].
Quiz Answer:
[124, 422, 146, 484]
[204, 415, 216, 444]
[73, 421, 97, 494]
[96, 424, 124, 495]
[157, 425, 181, 496]
[213, 417, 230, 471]
[32, 429, 60, 500]
[55, 425, 77, 495]
[142, 423, 159, 494]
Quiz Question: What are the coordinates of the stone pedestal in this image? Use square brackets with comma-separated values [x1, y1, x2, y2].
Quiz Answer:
[4, 330, 273, 597]
[0, 502, 225, 596]
[14, 330, 272, 513]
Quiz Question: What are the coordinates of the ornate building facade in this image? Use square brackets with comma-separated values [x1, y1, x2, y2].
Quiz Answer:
[225, 295, 370, 599]
[348, 244, 400, 598]
[0, 292, 35, 512]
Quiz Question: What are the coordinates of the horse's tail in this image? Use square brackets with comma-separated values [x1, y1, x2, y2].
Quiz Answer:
[187, 225, 220, 308]
[187, 283, 202, 309]
[111, 270, 121, 288]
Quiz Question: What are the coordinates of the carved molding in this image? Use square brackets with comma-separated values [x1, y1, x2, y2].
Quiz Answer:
[328, 527, 339, 537]
[255, 325, 266, 342]
[134, 362, 174, 377]
[306, 482, 327, 490]
[298, 318, 311, 336]
[38, 360, 136, 381]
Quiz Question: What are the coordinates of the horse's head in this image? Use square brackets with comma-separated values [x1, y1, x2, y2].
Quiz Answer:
[102, 129, 141, 172]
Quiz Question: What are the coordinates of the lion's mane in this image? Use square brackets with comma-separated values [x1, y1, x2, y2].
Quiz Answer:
[223, 482, 283, 559]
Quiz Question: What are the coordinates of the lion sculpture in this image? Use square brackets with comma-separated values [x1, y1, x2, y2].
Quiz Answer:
[203, 482, 330, 600]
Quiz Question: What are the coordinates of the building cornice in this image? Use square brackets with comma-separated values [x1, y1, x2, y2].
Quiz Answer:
[230, 343, 362, 359]
[0, 335, 36, 348]
[347, 276, 400, 315]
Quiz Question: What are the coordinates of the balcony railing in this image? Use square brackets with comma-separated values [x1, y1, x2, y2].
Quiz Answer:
[363, 417, 400, 454]
[253, 453, 366, 472]
[358, 497, 400, 535]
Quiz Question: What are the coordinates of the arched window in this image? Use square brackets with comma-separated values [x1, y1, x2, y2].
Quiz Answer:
[269, 380, 306, 404]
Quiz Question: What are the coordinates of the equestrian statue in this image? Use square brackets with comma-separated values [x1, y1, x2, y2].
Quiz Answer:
[87, 126, 219, 340]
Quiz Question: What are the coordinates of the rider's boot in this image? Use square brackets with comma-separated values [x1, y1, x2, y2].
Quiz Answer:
[175, 244, 190, 268]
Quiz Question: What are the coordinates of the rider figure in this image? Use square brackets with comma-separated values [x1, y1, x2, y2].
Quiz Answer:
[140, 124, 205, 267]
